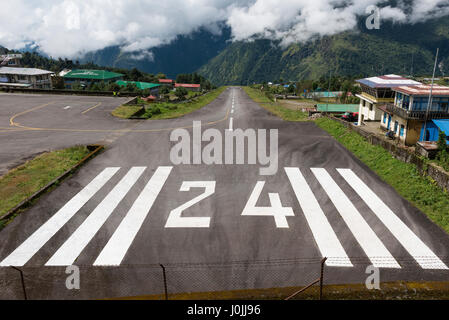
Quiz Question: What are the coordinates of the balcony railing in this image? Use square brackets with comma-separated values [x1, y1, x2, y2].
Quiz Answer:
[385, 103, 449, 120]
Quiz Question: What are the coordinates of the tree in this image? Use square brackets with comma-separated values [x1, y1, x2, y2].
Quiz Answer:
[175, 87, 188, 100]
[437, 130, 447, 152]
[160, 85, 170, 95]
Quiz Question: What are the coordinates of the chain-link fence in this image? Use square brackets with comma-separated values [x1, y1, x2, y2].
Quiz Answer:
[1, 256, 449, 300]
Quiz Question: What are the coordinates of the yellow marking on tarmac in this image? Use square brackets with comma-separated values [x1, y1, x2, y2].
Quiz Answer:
[9, 102, 54, 126]
[81, 102, 102, 114]
[6, 102, 232, 133]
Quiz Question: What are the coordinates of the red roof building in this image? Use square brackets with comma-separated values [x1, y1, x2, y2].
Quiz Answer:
[158, 79, 174, 84]
[175, 83, 201, 91]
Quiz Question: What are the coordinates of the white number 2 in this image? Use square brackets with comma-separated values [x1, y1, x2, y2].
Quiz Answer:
[165, 181, 216, 228]
[242, 181, 294, 228]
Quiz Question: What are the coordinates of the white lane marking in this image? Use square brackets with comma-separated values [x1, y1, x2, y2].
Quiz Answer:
[64, 106, 71, 110]
[229, 117, 233, 131]
[285, 168, 352, 267]
[337, 169, 448, 270]
[165, 181, 216, 228]
[311, 168, 401, 269]
[0, 168, 120, 267]
[46, 167, 146, 266]
[231, 109, 234, 114]
[94, 167, 172, 266]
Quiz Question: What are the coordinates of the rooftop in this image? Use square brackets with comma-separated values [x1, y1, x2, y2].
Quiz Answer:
[0, 67, 54, 76]
[316, 104, 359, 113]
[175, 83, 201, 88]
[158, 79, 173, 83]
[394, 84, 449, 96]
[64, 69, 124, 80]
[356, 74, 421, 88]
[116, 80, 160, 90]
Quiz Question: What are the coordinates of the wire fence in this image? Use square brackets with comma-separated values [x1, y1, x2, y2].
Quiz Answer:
[1, 256, 449, 300]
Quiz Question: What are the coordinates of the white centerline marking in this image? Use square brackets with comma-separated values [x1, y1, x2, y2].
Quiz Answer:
[312, 168, 400, 269]
[94, 166, 172, 266]
[229, 117, 233, 131]
[46, 167, 146, 266]
[285, 167, 352, 267]
[337, 169, 448, 270]
[0, 168, 120, 267]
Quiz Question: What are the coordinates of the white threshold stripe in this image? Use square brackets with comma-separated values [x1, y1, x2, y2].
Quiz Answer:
[337, 169, 448, 270]
[285, 168, 352, 267]
[311, 168, 401, 269]
[0, 168, 120, 267]
[46, 167, 146, 266]
[94, 166, 172, 266]
[229, 117, 233, 131]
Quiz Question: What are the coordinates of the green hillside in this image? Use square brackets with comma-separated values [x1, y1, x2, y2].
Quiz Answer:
[198, 18, 449, 85]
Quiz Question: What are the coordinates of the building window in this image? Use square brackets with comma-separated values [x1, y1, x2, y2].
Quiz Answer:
[383, 112, 387, 124]
[369, 103, 373, 111]
[362, 100, 366, 107]
[394, 121, 399, 134]
[400, 125, 405, 137]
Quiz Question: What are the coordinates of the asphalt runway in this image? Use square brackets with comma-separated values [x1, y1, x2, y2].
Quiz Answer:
[0, 89, 448, 299]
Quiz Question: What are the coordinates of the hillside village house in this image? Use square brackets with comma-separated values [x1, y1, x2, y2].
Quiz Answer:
[378, 84, 449, 145]
[0, 67, 54, 89]
[175, 83, 201, 92]
[158, 79, 174, 87]
[356, 74, 421, 125]
[0, 54, 22, 67]
[63, 69, 124, 89]
[116, 80, 161, 95]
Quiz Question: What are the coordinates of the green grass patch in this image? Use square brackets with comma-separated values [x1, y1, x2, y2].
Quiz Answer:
[243, 86, 309, 121]
[315, 117, 449, 234]
[111, 105, 143, 119]
[0, 146, 91, 228]
[112, 87, 226, 120]
[144, 87, 227, 120]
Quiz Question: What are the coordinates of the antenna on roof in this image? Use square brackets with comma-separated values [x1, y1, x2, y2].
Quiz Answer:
[422, 48, 439, 142]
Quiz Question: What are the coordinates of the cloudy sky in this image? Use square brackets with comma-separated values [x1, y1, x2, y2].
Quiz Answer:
[1, 0, 448, 58]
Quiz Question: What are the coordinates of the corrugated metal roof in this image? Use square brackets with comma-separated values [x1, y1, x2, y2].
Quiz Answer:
[432, 119, 449, 136]
[316, 104, 359, 112]
[116, 80, 160, 90]
[356, 74, 421, 88]
[175, 83, 201, 88]
[394, 84, 449, 96]
[64, 69, 123, 80]
[158, 79, 173, 83]
[0, 67, 53, 76]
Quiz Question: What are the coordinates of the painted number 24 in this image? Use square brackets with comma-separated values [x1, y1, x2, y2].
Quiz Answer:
[165, 181, 294, 228]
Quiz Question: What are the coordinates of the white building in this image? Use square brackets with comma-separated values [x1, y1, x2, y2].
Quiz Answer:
[355, 74, 421, 125]
[0, 67, 54, 89]
[0, 54, 22, 67]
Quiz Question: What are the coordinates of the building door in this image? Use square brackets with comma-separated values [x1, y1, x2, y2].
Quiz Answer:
[387, 115, 392, 130]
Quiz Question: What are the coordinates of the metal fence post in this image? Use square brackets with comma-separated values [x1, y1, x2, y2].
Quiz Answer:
[319, 257, 327, 300]
[160, 264, 168, 300]
[11, 266, 27, 300]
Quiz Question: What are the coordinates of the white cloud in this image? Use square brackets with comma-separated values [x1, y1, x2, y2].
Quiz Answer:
[0, 0, 447, 58]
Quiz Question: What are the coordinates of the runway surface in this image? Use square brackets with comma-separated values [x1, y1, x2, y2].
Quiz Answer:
[0, 89, 448, 299]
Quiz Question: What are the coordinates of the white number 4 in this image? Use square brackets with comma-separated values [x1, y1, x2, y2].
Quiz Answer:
[242, 181, 294, 228]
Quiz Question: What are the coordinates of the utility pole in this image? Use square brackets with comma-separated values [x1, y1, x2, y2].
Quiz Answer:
[327, 69, 332, 113]
[422, 48, 439, 141]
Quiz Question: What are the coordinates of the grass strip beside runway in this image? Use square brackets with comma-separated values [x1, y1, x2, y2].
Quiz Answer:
[112, 87, 227, 120]
[0, 146, 91, 230]
[243, 86, 309, 121]
[315, 117, 449, 234]
[111, 105, 143, 119]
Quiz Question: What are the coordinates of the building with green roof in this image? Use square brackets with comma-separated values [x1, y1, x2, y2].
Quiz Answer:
[316, 104, 359, 113]
[116, 80, 161, 90]
[63, 69, 124, 89]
